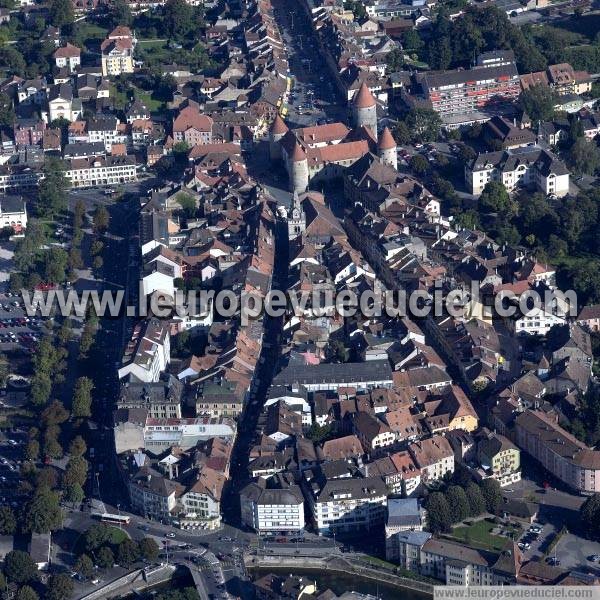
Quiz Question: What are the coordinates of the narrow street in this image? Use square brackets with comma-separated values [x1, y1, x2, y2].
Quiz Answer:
[221, 218, 289, 526]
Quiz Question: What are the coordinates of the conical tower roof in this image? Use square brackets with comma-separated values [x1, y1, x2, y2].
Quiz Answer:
[291, 142, 307, 162]
[292, 142, 306, 162]
[271, 113, 288, 134]
[354, 82, 376, 109]
[378, 126, 396, 150]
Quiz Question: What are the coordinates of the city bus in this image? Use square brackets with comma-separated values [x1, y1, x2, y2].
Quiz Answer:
[93, 512, 131, 526]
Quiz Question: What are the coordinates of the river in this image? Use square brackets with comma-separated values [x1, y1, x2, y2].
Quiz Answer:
[251, 567, 433, 600]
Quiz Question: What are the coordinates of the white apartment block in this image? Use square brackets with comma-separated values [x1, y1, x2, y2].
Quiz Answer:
[466, 146, 569, 197]
[306, 476, 388, 535]
[118, 318, 171, 383]
[67, 156, 137, 188]
[240, 483, 305, 534]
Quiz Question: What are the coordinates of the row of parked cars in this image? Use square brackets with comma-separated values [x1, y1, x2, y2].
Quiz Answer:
[518, 523, 543, 551]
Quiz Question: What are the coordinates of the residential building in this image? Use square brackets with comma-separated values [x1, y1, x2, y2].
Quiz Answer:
[466, 146, 569, 197]
[0, 195, 27, 233]
[66, 155, 137, 188]
[180, 465, 226, 529]
[101, 32, 134, 76]
[410, 52, 520, 118]
[129, 466, 183, 521]
[515, 409, 600, 494]
[143, 416, 236, 452]
[53, 43, 81, 71]
[118, 318, 171, 383]
[240, 482, 305, 534]
[117, 376, 183, 419]
[272, 360, 394, 393]
[476, 429, 521, 487]
[305, 475, 388, 535]
[408, 435, 455, 482]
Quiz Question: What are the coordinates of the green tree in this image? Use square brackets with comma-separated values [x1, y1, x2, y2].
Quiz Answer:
[72, 376, 93, 418]
[520, 85, 557, 122]
[48, 0, 74, 27]
[63, 456, 88, 488]
[43, 247, 69, 283]
[93, 206, 110, 234]
[74, 554, 95, 579]
[480, 478, 503, 514]
[580, 493, 600, 539]
[465, 482, 486, 516]
[175, 193, 196, 217]
[108, 0, 133, 26]
[409, 154, 429, 176]
[0, 92, 15, 128]
[569, 137, 600, 176]
[97, 545, 114, 569]
[84, 524, 111, 553]
[41, 400, 69, 426]
[69, 435, 87, 457]
[46, 574, 74, 600]
[425, 491, 452, 534]
[0, 46, 26, 76]
[139, 537, 160, 562]
[0, 505, 16, 535]
[0, 353, 9, 387]
[64, 483, 85, 505]
[405, 108, 442, 142]
[38, 157, 69, 218]
[93, 255, 104, 270]
[117, 538, 141, 567]
[22, 486, 62, 533]
[479, 181, 511, 214]
[401, 30, 424, 54]
[162, 0, 201, 40]
[386, 47, 403, 73]
[16, 586, 38, 600]
[43, 435, 63, 459]
[392, 121, 411, 145]
[4, 550, 37, 584]
[35, 467, 57, 490]
[25, 439, 40, 461]
[446, 486, 471, 523]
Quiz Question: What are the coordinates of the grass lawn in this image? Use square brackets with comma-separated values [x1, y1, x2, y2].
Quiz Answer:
[77, 22, 108, 39]
[134, 90, 165, 112]
[448, 520, 509, 553]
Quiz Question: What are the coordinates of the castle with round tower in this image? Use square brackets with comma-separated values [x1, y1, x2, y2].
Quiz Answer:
[270, 82, 400, 194]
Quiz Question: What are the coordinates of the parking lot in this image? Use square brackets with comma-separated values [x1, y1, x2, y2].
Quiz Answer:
[554, 534, 600, 573]
[0, 430, 27, 507]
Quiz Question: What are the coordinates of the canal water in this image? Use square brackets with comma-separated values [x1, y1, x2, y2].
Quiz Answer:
[251, 567, 433, 599]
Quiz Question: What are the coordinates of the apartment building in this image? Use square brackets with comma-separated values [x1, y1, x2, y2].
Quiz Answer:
[0, 194, 27, 233]
[117, 376, 182, 419]
[180, 466, 225, 529]
[466, 146, 569, 197]
[101, 27, 135, 77]
[53, 43, 81, 71]
[129, 467, 182, 521]
[87, 116, 127, 152]
[408, 435, 455, 483]
[476, 430, 521, 487]
[118, 318, 171, 383]
[414, 52, 520, 117]
[143, 416, 236, 452]
[272, 360, 394, 393]
[353, 411, 396, 454]
[385, 498, 427, 562]
[66, 155, 137, 188]
[306, 476, 388, 535]
[515, 409, 600, 494]
[240, 483, 305, 534]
